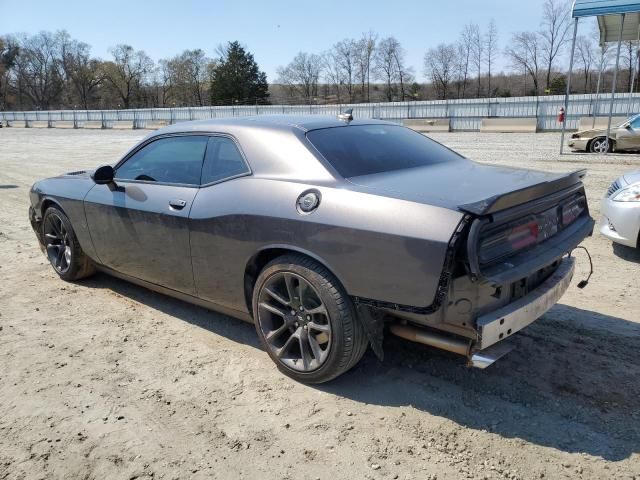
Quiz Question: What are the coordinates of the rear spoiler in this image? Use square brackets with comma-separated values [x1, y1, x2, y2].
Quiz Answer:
[458, 169, 587, 216]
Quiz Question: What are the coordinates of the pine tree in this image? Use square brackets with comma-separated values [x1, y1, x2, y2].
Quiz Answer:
[210, 41, 269, 105]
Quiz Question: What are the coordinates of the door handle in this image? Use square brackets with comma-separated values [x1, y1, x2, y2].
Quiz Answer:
[169, 199, 187, 210]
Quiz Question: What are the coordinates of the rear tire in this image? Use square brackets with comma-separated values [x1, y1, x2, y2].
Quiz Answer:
[252, 254, 368, 383]
[42, 206, 95, 281]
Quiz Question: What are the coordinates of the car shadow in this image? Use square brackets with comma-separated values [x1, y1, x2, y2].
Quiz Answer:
[83, 273, 261, 349]
[613, 242, 640, 263]
[83, 273, 639, 461]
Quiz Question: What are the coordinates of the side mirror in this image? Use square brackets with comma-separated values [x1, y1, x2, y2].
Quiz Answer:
[92, 165, 115, 185]
[625, 123, 633, 130]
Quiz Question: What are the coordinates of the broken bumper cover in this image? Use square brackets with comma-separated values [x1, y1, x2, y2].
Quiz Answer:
[475, 256, 575, 352]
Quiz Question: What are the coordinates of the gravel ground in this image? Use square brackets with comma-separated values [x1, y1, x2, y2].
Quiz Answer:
[1, 128, 640, 480]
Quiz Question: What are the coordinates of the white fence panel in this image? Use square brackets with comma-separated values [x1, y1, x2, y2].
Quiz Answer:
[2, 93, 640, 131]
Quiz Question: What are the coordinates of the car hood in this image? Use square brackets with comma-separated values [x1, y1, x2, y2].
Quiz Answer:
[575, 128, 617, 139]
[623, 169, 640, 185]
[346, 159, 583, 215]
[61, 169, 93, 178]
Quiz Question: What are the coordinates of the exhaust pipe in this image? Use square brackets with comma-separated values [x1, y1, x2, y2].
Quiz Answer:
[390, 323, 514, 369]
[389, 323, 471, 356]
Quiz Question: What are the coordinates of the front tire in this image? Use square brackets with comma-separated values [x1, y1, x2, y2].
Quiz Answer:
[42, 206, 95, 281]
[589, 136, 613, 153]
[252, 254, 368, 383]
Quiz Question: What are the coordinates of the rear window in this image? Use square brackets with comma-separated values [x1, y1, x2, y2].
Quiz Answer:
[306, 124, 462, 178]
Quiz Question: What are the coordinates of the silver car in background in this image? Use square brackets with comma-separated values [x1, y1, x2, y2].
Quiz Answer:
[601, 170, 640, 248]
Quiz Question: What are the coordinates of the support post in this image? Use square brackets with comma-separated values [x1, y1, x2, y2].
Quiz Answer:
[593, 50, 606, 129]
[627, 26, 640, 115]
[628, 49, 638, 115]
[560, 17, 579, 154]
[606, 13, 626, 154]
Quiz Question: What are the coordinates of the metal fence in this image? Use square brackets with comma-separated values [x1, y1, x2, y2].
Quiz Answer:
[2, 92, 640, 131]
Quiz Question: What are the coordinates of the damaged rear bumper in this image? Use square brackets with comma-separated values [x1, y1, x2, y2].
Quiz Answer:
[388, 256, 576, 369]
[475, 256, 575, 350]
[466, 256, 574, 369]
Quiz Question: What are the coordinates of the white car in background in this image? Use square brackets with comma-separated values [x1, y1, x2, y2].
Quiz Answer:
[601, 170, 640, 248]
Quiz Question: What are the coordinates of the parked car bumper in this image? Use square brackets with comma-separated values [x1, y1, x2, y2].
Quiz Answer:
[600, 196, 640, 248]
[568, 138, 588, 151]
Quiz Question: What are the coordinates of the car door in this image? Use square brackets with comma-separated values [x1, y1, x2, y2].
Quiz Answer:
[84, 134, 209, 294]
[615, 116, 640, 151]
[188, 135, 252, 307]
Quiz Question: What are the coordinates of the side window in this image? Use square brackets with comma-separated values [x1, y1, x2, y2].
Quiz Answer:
[631, 116, 640, 129]
[201, 136, 250, 185]
[116, 136, 208, 185]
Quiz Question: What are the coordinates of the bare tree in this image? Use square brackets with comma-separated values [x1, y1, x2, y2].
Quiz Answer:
[322, 49, 343, 103]
[457, 24, 474, 97]
[12, 31, 65, 109]
[505, 32, 542, 95]
[621, 40, 639, 92]
[334, 39, 357, 102]
[375, 37, 401, 101]
[103, 44, 154, 108]
[165, 49, 210, 106]
[57, 32, 104, 109]
[485, 19, 499, 97]
[424, 43, 457, 99]
[0, 36, 19, 109]
[575, 35, 595, 92]
[540, 0, 571, 90]
[593, 34, 612, 94]
[469, 24, 483, 96]
[355, 32, 377, 102]
[154, 59, 174, 107]
[276, 52, 322, 103]
[391, 41, 413, 101]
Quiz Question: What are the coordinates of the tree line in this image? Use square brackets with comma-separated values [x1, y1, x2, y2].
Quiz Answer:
[277, 0, 638, 103]
[2, 0, 639, 110]
[0, 34, 269, 110]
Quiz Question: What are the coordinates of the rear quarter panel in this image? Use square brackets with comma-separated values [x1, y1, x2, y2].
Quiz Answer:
[189, 176, 464, 313]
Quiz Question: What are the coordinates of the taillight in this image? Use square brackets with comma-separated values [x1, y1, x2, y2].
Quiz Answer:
[478, 194, 586, 265]
[561, 195, 586, 225]
[508, 220, 539, 250]
[479, 215, 539, 264]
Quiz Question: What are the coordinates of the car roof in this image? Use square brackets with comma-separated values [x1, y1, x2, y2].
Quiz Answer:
[129, 115, 400, 183]
[148, 115, 396, 137]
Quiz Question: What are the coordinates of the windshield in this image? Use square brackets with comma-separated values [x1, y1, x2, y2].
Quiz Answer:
[622, 114, 640, 128]
[306, 124, 463, 178]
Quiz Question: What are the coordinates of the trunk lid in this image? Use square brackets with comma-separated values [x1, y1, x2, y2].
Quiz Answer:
[346, 159, 586, 215]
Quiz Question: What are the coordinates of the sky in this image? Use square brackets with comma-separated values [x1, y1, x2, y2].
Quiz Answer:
[0, 0, 593, 81]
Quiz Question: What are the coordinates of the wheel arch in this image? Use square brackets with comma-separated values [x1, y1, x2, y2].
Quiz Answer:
[243, 244, 345, 315]
[41, 197, 66, 218]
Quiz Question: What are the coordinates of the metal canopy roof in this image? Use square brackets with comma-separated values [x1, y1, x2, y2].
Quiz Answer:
[597, 12, 640, 42]
[573, 1, 640, 43]
[573, 0, 640, 17]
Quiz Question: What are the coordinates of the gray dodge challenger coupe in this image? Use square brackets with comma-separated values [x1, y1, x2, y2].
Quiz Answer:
[29, 115, 595, 383]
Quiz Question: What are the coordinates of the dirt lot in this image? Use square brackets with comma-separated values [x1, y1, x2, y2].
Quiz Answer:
[1, 128, 639, 480]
